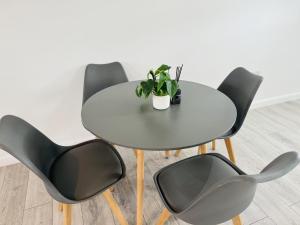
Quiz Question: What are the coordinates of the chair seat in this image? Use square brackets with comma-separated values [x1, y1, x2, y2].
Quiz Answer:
[155, 154, 243, 212]
[50, 140, 124, 201]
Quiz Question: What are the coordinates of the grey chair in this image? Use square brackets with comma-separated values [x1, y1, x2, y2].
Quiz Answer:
[82, 62, 137, 157]
[0, 115, 129, 225]
[154, 151, 299, 225]
[83, 62, 129, 105]
[175, 67, 263, 164]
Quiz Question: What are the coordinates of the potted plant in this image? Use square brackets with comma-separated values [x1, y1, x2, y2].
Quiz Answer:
[135, 64, 178, 110]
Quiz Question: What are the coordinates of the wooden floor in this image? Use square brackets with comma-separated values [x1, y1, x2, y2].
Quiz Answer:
[1, 100, 300, 225]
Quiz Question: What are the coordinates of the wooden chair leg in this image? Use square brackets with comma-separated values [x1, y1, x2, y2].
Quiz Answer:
[58, 203, 63, 212]
[134, 149, 138, 157]
[198, 144, 207, 154]
[174, 149, 182, 157]
[232, 215, 242, 225]
[224, 138, 237, 164]
[63, 204, 72, 225]
[212, 140, 216, 150]
[103, 190, 129, 225]
[165, 150, 170, 159]
[156, 208, 171, 225]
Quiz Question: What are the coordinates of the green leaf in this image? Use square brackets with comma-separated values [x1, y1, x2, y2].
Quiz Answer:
[147, 70, 156, 81]
[166, 80, 178, 97]
[141, 79, 154, 98]
[157, 72, 168, 91]
[135, 85, 143, 97]
[155, 64, 171, 75]
[154, 87, 167, 96]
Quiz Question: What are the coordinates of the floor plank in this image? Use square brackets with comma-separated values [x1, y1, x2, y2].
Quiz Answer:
[0, 164, 29, 225]
[81, 194, 116, 225]
[251, 217, 276, 225]
[25, 172, 51, 209]
[290, 201, 300, 217]
[0, 166, 6, 191]
[22, 202, 52, 225]
[254, 185, 300, 224]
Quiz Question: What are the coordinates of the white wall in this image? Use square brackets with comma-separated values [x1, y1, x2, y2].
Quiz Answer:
[1, 0, 300, 165]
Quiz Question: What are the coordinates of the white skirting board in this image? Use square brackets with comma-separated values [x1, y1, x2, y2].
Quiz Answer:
[251, 91, 300, 109]
[1, 92, 300, 167]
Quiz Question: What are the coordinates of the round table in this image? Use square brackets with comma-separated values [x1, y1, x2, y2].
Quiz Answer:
[81, 80, 237, 225]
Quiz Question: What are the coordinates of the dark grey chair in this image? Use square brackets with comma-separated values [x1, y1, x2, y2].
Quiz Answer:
[82, 62, 138, 158]
[0, 115, 129, 225]
[154, 152, 299, 225]
[82, 62, 128, 105]
[175, 67, 263, 164]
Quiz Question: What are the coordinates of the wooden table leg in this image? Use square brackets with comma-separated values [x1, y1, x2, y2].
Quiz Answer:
[164, 150, 170, 159]
[212, 140, 216, 150]
[136, 149, 144, 225]
[198, 144, 207, 154]
[174, 149, 182, 157]
[232, 215, 242, 225]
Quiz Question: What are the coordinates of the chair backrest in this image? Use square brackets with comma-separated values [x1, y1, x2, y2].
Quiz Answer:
[82, 62, 128, 105]
[218, 67, 263, 135]
[0, 115, 71, 203]
[178, 151, 299, 225]
[250, 151, 300, 183]
[0, 115, 62, 177]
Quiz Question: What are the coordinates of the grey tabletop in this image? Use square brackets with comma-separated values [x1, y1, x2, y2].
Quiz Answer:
[81, 80, 237, 151]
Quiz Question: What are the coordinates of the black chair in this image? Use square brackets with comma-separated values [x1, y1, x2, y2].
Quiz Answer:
[154, 152, 299, 225]
[175, 67, 263, 164]
[82, 62, 129, 105]
[0, 115, 129, 225]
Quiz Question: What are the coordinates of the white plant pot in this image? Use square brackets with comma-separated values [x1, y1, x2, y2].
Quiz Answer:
[152, 95, 170, 110]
